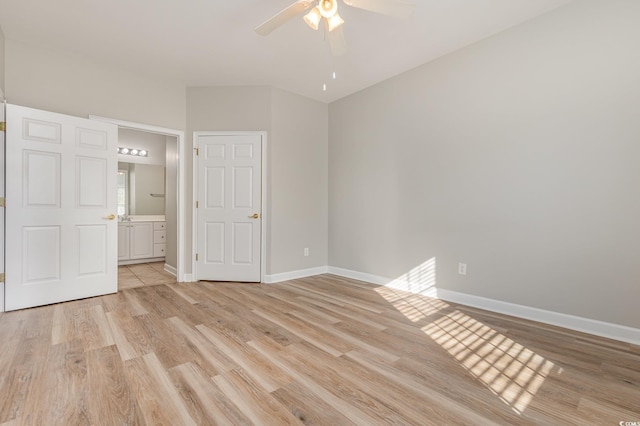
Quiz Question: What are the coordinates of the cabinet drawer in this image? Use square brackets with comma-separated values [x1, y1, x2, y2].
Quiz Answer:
[154, 222, 166, 230]
[153, 243, 166, 257]
[153, 230, 166, 243]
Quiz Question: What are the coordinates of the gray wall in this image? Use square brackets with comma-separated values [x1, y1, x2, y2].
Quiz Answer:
[271, 88, 328, 273]
[0, 25, 5, 97]
[186, 86, 328, 275]
[329, 0, 640, 329]
[4, 39, 186, 129]
[165, 136, 178, 270]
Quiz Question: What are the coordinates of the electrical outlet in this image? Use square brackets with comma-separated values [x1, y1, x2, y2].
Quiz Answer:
[304, 248, 309, 257]
[458, 263, 467, 275]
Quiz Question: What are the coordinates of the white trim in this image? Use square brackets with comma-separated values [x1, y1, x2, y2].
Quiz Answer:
[192, 131, 268, 283]
[326, 266, 439, 297]
[264, 266, 329, 284]
[436, 289, 640, 346]
[89, 116, 187, 282]
[183, 273, 195, 282]
[261, 133, 268, 284]
[164, 263, 177, 277]
[327, 266, 640, 346]
[191, 140, 198, 281]
[118, 257, 166, 266]
[327, 266, 382, 283]
[0, 100, 5, 312]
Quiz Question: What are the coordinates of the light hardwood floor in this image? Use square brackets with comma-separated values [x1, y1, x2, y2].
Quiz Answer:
[0, 274, 638, 425]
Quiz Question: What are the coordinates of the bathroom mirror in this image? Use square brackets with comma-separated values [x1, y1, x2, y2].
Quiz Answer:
[117, 162, 165, 215]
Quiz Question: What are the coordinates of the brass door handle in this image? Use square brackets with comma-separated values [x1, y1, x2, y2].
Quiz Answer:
[249, 213, 260, 219]
[103, 214, 116, 220]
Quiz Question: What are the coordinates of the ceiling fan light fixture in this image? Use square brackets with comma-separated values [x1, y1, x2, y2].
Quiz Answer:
[318, 0, 338, 18]
[327, 12, 344, 32]
[304, 6, 322, 30]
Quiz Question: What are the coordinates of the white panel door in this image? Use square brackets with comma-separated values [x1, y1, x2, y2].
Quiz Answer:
[5, 104, 118, 311]
[195, 133, 262, 282]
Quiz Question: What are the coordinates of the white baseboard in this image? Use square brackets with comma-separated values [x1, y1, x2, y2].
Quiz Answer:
[436, 289, 640, 346]
[181, 273, 195, 283]
[327, 266, 440, 298]
[164, 263, 177, 277]
[0, 283, 4, 313]
[118, 257, 165, 266]
[327, 266, 640, 346]
[264, 266, 329, 284]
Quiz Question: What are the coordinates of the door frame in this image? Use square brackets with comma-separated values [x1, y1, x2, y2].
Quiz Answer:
[0, 98, 5, 311]
[192, 131, 267, 283]
[90, 116, 187, 282]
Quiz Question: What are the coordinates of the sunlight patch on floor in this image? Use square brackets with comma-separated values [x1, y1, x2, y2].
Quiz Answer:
[422, 309, 554, 413]
[376, 256, 554, 413]
[375, 285, 449, 322]
[381, 256, 438, 299]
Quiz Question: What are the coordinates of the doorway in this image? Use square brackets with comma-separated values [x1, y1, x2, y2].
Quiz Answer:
[90, 116, 186, 283]
[118, 262, 175, 289]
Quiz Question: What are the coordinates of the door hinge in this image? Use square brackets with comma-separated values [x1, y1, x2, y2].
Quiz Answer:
[195, 253, 199, 261]
[0, 122, 5, 132]
[196, 201, 199, 209]
[194, 147, 199, 156]
[0, 273, 5, 283]
[0, 197, 5, 208]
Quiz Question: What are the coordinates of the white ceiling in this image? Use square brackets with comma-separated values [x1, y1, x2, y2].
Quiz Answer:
[0, 0, 572, 103]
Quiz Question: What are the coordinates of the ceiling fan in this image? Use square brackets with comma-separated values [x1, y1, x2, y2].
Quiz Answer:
[255, 0, 415, 56]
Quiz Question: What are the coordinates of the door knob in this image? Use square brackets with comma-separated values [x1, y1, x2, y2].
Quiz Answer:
[103, 214, 116, 220]
[249, 213, 260, 219]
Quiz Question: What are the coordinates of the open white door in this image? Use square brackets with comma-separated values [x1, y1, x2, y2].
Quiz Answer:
[195, 133, 262, 282]
[5, 104, 118, 311]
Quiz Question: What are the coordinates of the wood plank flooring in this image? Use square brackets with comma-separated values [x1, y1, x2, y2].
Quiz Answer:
[0, 273, 638, 425]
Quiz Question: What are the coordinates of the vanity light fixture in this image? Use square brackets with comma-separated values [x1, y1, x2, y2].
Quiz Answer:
[118, 147, 148, 157]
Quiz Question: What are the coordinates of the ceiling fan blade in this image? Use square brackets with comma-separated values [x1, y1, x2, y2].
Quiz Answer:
[327, 25, 347, 57]
[343, 0, 415, 19]
[255, 0, 316, 36]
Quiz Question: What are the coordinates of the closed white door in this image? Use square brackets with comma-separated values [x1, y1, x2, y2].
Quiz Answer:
[195, 133, 262, 282]
[5, 104, 118, 311]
